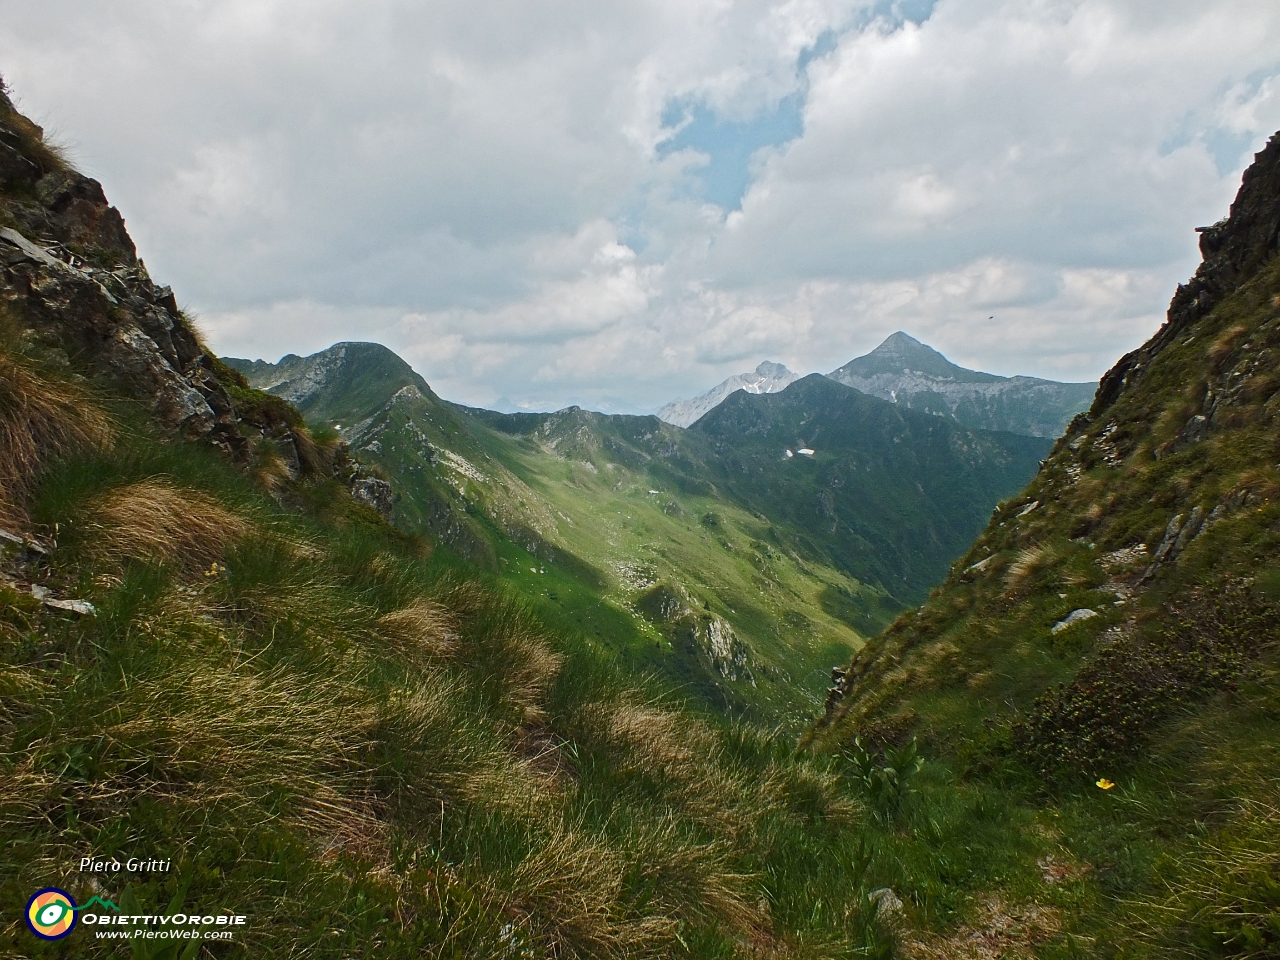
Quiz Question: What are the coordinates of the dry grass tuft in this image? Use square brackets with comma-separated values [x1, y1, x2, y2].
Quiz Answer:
[1123, 793, 1280, 958]
[378, 600, 460, 662]
[249, 436, 292, 493]
[499, 627, 563, 721]
[294, 784, 390, 867]
[86, 480, 250, 573]
[1005, 546, 1056, 595]
[1234, 468, 1280, 506]
[483, 815, 759, 959]
[596, 700, 704, 774]
[291, 426, 326, 477]
[905, 896, 1062, 959]
[0, 351, 112, 524]
[1209, 323, 1251, 371]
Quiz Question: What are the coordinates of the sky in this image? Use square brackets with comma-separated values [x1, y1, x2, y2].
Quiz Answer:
[2, 0, 1279, 413]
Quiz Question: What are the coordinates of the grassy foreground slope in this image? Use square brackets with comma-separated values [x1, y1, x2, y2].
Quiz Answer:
[810, 134, 1280, 956]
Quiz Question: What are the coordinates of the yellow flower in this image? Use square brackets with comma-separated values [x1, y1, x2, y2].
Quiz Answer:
[1096, 778, 1115, 791]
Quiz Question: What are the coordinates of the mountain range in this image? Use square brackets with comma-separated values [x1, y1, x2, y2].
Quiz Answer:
[228, 346, 1050, 717]
[659, 332, 1097, 438]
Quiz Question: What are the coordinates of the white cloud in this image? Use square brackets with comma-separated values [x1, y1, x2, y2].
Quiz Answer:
[1, 0, 1278, 412]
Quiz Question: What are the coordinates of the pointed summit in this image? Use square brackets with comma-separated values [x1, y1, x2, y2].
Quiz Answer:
[832, 332, 1001, 383]
[827, 334, 1095, 438]
[224, 342, 437, 424]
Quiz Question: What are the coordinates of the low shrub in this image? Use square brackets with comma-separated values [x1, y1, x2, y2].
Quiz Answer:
[1012, 584, 1278, 781]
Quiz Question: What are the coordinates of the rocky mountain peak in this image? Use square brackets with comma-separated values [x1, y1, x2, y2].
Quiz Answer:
[832, 331, 999, 384]
[866, 331, 945, 366]
[827, 334, 1095, 438]
[656, 361, 799, 428]
[752, 360, 791, 379]
[225, 340, 436, 425]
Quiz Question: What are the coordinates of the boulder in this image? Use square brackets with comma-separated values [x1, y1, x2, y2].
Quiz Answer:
[351, 477, 394, 518]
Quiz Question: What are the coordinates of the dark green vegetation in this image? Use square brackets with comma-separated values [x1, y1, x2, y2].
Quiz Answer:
[813, 133, 1280, 956]
[829, 331, 1097, 438]
[231, 349, 1047, 722]
[688, 375, 1051, 600]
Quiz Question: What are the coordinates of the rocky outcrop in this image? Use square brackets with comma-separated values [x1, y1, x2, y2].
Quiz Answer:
[0, 80, 385, 509]
[0, 85, 245, 452]
[635, 582, 754, 682]
[350, 476, 394, 518]
[1092, 131, 1280, 419]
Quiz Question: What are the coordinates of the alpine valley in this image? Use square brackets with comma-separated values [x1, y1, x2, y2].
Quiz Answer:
[225, 346, 1050, 719]
[3, 68, 1280, 960]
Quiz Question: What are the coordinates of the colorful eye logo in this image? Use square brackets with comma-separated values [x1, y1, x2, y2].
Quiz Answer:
[26, 888, 78, 940]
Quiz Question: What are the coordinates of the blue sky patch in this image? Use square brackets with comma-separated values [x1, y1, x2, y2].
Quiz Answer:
[656, 93, 805, 210]
[654, 3, 938, 211]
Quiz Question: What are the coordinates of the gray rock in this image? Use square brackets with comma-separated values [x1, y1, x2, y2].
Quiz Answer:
[1051, 608, 1098, 634]
[1141, 506, 1206, 584]
[44, 597, 96, 616]
[351, 477, 394, 518]
[657, 361, 800, 428]
[963, 554, 995, 575]
[828, 333, 1095, 438]
[868, 887, 904, 922]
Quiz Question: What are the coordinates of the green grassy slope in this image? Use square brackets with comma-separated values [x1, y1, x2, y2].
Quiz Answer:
[1, 341, 889, 958]
[809, 133, 1280, 957]
[457, 404, 884, 722]
[243, 354, 1046, 721]
[689, 375, 1052, 599]
[0, 342, 1076, 960]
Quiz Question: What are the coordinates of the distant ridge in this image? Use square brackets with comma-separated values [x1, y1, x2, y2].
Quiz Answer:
[225, 342, 434, 424]
[827, 332, 1096, 438]
[656, 361, 800, 428]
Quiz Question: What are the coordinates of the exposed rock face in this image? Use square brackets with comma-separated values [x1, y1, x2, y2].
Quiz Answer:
[1092, 131, 1280, 419]
[0, 81, 378, 510]
[0, 86, 242, 453]
[635, 582, 754, 682]
[828, 332, 1096, 439]
[657, 361, 800, 428]
[350, 476, 394, 518]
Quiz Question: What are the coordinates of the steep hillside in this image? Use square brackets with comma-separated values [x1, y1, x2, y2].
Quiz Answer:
[235, 350, 891, 717]
[657, 360, 799, 428]
[689, 375, 1052, 598]
[811, 134, 1280, 956]
[828, 332, 1096, 437]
